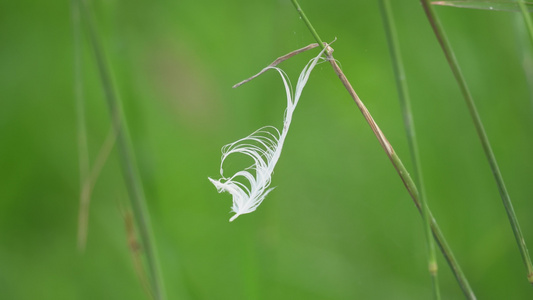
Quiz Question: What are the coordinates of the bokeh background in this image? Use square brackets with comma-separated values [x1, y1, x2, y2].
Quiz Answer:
[1, 0, 533, 299]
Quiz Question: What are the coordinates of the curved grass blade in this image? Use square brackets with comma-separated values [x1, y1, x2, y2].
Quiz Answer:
[433, 1, 533, 52]
[432, 1, 533, 12]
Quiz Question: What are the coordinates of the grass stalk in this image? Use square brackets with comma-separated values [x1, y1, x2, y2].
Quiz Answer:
[76, 0, 166, 298]
[421, 0, 533, 284]
[71, 0, 91, 252]
[378, 1, 440, 298]
[290, 0, 325, 49]
[290, 0, 475, 297]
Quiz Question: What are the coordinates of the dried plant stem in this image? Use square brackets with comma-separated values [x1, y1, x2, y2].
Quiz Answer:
[77, 128, 117, 250]
[421, 0, 533, 284]
[233, 43, 321, 88]
[121, 207, 154, 300]
[290, 0, 475, 298]
[379, 1, 440, 298]
[76, 0, 166, 298]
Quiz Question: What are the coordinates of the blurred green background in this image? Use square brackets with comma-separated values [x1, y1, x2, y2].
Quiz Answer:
[1, 0, 533, 299]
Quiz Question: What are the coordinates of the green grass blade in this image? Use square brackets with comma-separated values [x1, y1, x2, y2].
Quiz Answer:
[432, 1, 533, 11]
[71, 0, 92, 252]
[432, 1, 533, 48]
[76, 0, 167, 298]
[290, 0, 475, 297]
[421, 0, 533, 284]
[378, 1, 440, 298]
[290, 0, 325, 49]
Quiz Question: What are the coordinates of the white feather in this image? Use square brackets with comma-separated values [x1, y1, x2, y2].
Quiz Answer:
[209, 46, 328, 221]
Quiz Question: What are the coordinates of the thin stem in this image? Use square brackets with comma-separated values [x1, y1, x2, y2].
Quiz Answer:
[290, 0, 475, 297]
[72, 0, 91, 252]
[421, 0, 533, 284]
[77, 1, 166, 299]
[379, 1, 440, 299]
[290, 0, 325, 50]
[234, 42, 322, 88]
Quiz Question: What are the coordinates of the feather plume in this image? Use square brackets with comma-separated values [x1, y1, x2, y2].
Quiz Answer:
[209, 46, 328, 221]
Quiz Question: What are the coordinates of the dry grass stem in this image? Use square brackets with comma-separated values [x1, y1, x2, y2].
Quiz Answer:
[233, 42, 329, 88]
[77, 128, 117, 251]
[121, 207, 154, 300]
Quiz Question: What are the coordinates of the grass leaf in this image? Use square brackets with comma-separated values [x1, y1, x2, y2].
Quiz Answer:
[432, 0, 533, 12]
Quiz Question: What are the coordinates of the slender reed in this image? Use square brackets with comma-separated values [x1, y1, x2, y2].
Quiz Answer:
[378, 1, 440, 298]
[421, 0, 533, 284]
[71, 0, 91, 251]
[289, 0, 475, 298]
[76, 0, 166, 298]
